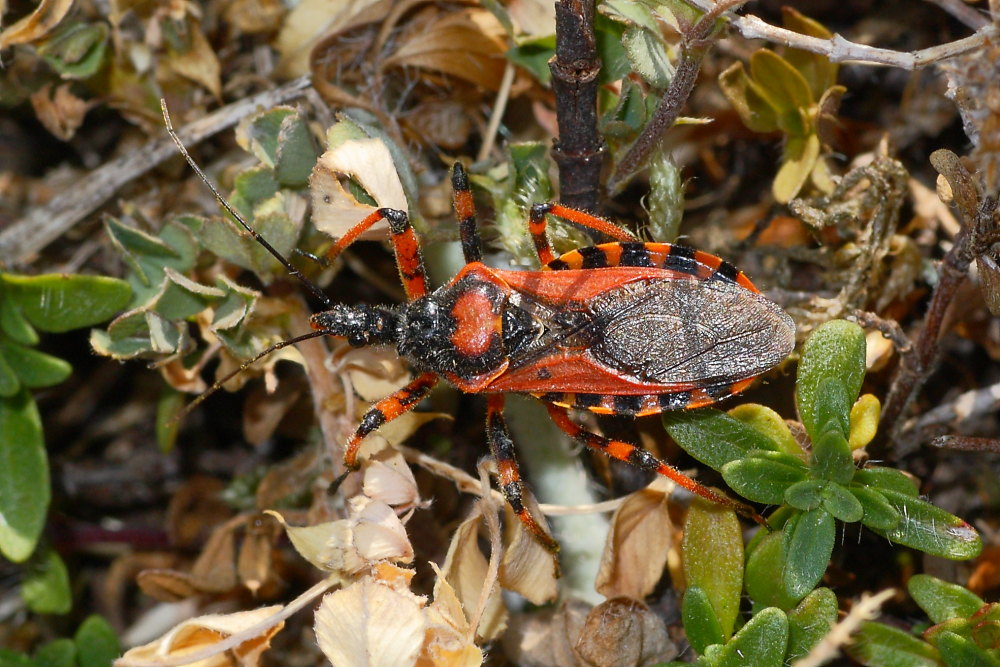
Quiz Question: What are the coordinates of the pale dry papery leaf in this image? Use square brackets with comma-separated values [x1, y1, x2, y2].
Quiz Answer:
[346, 496, 415, 565]
[165, 20, 222, 99]
[440, 514, 507, 641]
[310, 138, 407, 241]
[573, 598, 677, 667]
[374, 412, 453, 448]
[363, 446, 421, 508]
[315, 578, 427, 667]
[117, 605, 284, 667]
[0, 0, 73, 47]
[345, 347, 412, 402]
[507, 0, 557, 37]
[418, 563, 484, 667]
[865, 329, 895, 372]
[274, 0, 383, 76]
[30, 83, 92, 141]
[498, 503, 558, 605]
[503, 599, 591, 667]
[595, 477, 673, 600]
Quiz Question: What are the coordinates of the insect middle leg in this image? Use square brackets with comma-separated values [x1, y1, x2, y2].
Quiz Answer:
[342, 372, 440, 470]
[543, 403, 768, 526]
[485, 395, 560, 553]
[528, 203, 638, 266]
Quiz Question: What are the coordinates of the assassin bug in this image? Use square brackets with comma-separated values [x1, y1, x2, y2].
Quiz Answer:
[163, 106, 794, 552]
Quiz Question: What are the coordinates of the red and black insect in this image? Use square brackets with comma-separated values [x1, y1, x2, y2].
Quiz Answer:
[165, 114, 795, 551]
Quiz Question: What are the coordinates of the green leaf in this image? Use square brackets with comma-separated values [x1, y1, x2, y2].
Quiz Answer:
[812, 429, 855, 484]
[773, 132, 820, 203]
[783, 507, 834, 600]
[104, 216, 196, 302]
[683, 501, 743, 638]
[74, 615, 120, 667]
[795, 319, 866, 442]
[722, 451, 809, 504]
[0, 648, 35, 665]
[275, 112, 319, 187]
[239, 107, 296, 168]
[594, 13, 631, 85]
[0, 295, 38, 346]
[682, 586, 725, 655]
[821, 482, 864, 522]
[850, 485, 902, 531]
[787, 587, 839, 662]
[718, 61, 780, 134]
[728, 403, 805, 460]
[0, 390, 49, 562]
[854, 466, 920, 497]
[936, 631, 1000, 667]
[846, 621, 942, 667]
[745, 529, 801, 611]
[506, 35, 555, 84]
[622, 26, 673, 89]
[2, 274, 131, 333]
[784, 479, 826, 511]
[37, 21, 109, 79]
[22, 548, 71, 614]
[909, 575, 985, 624]
[0, 341, 72, 389]
[33, 639, 76, 667]
[781, 8, 837, 99]
[156, 385, 185, 453]
[749, 50, 814, 131]
[0, 351, 20, 398]
[714, 607, 788, 667]
[871, 489, 982, 560]
[663, 408, 780, 471]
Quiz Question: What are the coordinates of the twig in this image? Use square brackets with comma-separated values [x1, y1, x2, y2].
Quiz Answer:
[792, 589, 896, 667]
[0, 75, 312, 268]
[478, 61, 516, 163]
[901, 379, 1000, 433]
[923, 0, 990, 30]
[681, 0, 995, 70]
[931, 435, 1000, 453]
[549, 0, 604, 213]
[609, 0, 745, 190]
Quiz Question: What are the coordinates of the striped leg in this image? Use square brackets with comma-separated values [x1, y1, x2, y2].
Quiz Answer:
[326, 208, 429, 300]
[528, 203, 638, 267]
[451, 163, 483, 263]
[544, 403, 768, 526]
[343, 372, 439, 469]
[486, 395, 559, 553]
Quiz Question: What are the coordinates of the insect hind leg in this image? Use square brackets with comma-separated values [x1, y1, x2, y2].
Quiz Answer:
[529, 203, 637, 268]
[486, 395, 560, 553]
[543, 403, 768, 526]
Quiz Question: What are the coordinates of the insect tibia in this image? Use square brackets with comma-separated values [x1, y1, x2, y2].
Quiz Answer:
[310, 304, 400, 347]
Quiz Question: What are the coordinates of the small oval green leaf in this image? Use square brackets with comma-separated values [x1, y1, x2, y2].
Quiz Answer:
[822, 482, 864, 523]
[33, 638, 76, 667]
[22, 548, 71, 614]
[871, 490, 982, 560]
[746, 529, 802, 611]
[0, 391, 50, 562]
[785, 479, 826, 511]
[787, 587, 839, 662]
[682, 586, 725, 655]
[784, 507, 835, 599]
[850, 485, 902, 531]
[728, 403, 805, 460]
[683, 501, 744, 638]
[715, 607, 788, 667]
[74, 615, 120, 667]
[0, 341, 72, 389]
[909, 574, 985, 624]
[846, 621, 942, 666]
[664, 408, 781, 471]
[935, 630, 1000, 667]
[3, 274, 131, 333]
[722, 451, 809, 504]
[855, 466, 920, 497]
[796, 320, 866, 442]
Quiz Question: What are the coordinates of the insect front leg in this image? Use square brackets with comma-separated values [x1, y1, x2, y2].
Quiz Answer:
[342, 372, 439, 470]
[326, 208, 430, 300]
[543, 403, 769, 526]
[451, 163, 484, 264]
[528, 203, 638, 267]
[485, 395, 560, 553]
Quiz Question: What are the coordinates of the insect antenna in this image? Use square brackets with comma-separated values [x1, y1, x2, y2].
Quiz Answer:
[173, 329, 333, 422]
[160, 100, 333, 309]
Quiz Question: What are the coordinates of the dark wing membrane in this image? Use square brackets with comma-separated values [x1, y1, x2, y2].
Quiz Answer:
[589, 277, 795, 385]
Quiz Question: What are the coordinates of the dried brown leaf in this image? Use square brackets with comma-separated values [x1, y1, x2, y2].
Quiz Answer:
[595, 478, 673, 600]
[503, 600, 591, 667]
[30, 83, 92, 141]
[0, 0, 73, 48]
[165, 19, 222, 100]
[419, 562, 485, 667]
[440, 514, 507, 641]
